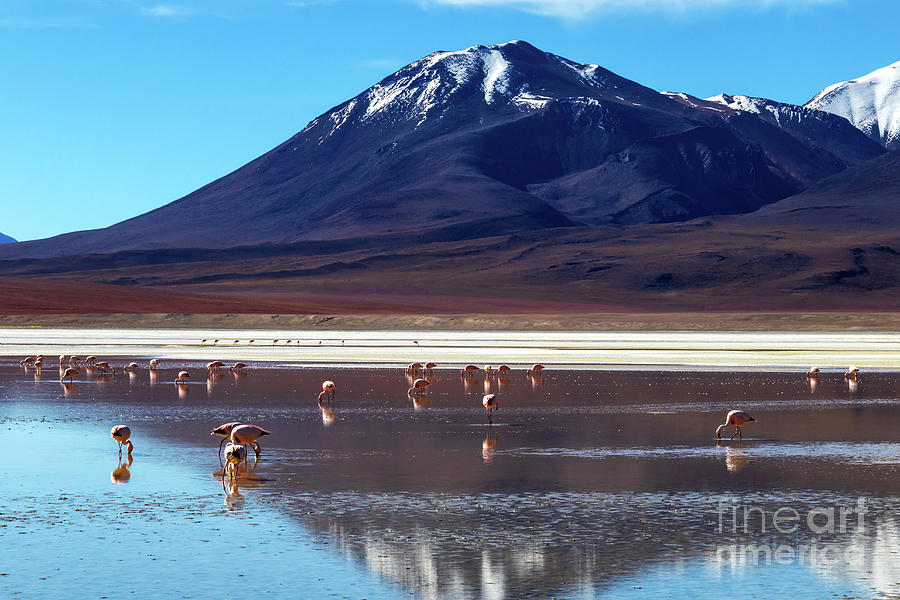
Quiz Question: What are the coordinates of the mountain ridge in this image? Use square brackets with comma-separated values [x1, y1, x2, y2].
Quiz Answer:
[0, 41, 884, 261]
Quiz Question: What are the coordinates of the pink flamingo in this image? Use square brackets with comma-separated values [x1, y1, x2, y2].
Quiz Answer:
[716, 410, 757, 440]
[207, 361, 225, 373]
[149, 358, 160, 369]
[319, 380, 336, 406]
[806, 367, 819, 378]
[223, 442, 248, 482]
[844, 366, 860, 380]
[483, 394, 499, 424]
[124, 362, 139, 372]
[174, 371, 191, 384]
[230, 424, 270, 460]
[61, 367, 79, 383]
[228, 362, 247, 373]
[111, 425, 134, 457]
[460, 364, 480, 377]
[408, 378, 431, 397]
[527, 364, 545, 376]
[406, 362, 423, 374]
[211, 422, 242, 465]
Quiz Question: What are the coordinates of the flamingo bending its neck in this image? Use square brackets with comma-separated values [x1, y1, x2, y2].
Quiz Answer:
[715, 410, 757, 440]
[111, 425, 134, 456]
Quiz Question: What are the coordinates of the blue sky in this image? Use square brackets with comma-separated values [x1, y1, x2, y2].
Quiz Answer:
[2, 0, 898, 242]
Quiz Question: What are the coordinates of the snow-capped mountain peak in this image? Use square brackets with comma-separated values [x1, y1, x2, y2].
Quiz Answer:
[298, 40, 643, 144]
[805, 60, 900, 149]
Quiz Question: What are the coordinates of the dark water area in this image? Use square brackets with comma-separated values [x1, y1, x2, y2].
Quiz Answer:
[2, 361, 899, 599]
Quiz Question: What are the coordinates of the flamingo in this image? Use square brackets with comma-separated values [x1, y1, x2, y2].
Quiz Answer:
[174, 371, 191, 384]
[460, 364, 480, 377]
[285, 340, 292, 345]
[230, 424, 270, 460]
[223, 442, 248, 481]
[484, 365, 493, 379]
[806, 367, 820, 378]
[34, 358, 43, 370]
[213, 339, 219, 345]
[61, 367, 78, 383]
[424, 362, 437, 373]
[527, 364, 545, 376]
[408, 378, 430, 397]
[272, 339, 279, 345]
[716, 410, 757, 440]
[124, 362, 139, 372]
[84, 356, 97, 366]
[233, 339, 240, 345]
[406, 362, 423, 374]
[207, 361, 225, 373]
[201, 339, 207, 345]
[111, 425, 134, 457]
[58, 354, 66, 365]
[319, 380, 336, 406]
[19, 356, 34, 366]
[228, 362, 247, 373]
[248, 339, 255, 345]
[149, 358, 160, 369]
[94, 361, 112, 374]
[69, 355, 81, 365]
[211, 422, 243, 464]
[483, 394, 499, 424]
[844, 366, 860, 380]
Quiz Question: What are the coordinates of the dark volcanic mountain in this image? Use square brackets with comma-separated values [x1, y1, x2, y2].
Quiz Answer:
[0, 40, 883, 260]
[0, 232, 15, 244]
[746, 149, 900, 226]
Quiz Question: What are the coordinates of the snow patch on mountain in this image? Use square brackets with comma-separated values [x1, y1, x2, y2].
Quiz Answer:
[482, 50, 510, 104]
[805, 61, 900, 149]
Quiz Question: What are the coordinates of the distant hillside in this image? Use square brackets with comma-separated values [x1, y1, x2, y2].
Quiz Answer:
[0, 232, 15, 244]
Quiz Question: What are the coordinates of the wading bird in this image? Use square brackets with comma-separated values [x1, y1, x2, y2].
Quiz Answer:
[223, 442, 247, 481]
[230, 424, 270, 460]
[211, 422, 242, 464]
[406, 362, 423, 374]
[408, 378, 430, 397]
[207, 361, 225, 373]
[715, 410, 757, 440]
[319, 380, 336, 406]
[424, 362, 437, 373]
[806, 367, 820, 378]
[111, 425, 134, 457]
[460, 364, 480, 377]
[844, 366, 860, 380]
[482, 394, 499, 424]
[59, 355, 66, 365]
[527, 364, 545, 376]
[124, 362, 139, 371]
[228, 362, 247, 373]
[174, 371, 191, 384]
[149, 358, 160, 369]
[61, 367, 78, 383]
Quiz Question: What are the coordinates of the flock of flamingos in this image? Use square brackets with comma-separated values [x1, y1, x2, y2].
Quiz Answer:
[14, 346, 864, 488]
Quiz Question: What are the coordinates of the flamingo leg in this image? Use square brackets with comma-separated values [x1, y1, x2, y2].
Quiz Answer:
[731, 427, 739, 440]
[252, 441, 261, 460]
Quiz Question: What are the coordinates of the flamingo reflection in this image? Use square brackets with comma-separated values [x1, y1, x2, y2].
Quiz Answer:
[482, 426, 498, 463]
[319, 397, 336, 424]
[111, 454, 133, 484]
[717, 440, 750, 473]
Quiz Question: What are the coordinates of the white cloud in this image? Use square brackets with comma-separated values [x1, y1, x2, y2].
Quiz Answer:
[140, 4, 194, 17]
[423, 0, 837, 19]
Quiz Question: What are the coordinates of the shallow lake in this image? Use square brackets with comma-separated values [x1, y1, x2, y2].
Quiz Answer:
[1, 361, 898, 599]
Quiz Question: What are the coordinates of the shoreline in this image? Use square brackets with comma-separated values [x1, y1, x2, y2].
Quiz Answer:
[2, 327, 899, 370]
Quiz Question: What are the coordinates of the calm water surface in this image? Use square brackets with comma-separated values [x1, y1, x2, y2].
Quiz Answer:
[1, 362, 899, 599]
